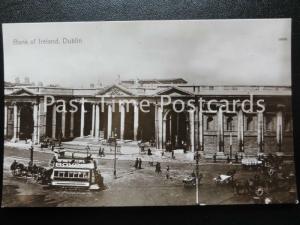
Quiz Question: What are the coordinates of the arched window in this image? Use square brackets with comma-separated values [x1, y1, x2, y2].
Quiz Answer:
[246, 116, 253, 131]
[207, 116, 214, 131]
[226, 116, 233, 131]
[284, 115, 291, 131]
[265, 116, 273, 131]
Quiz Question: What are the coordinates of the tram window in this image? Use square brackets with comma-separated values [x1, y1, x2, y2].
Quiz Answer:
[84, 172, 89, 178]
[79, 173, 83, 178]
[59, 172, 64, 177]
[54, 171, 58, 177]
[69, 172, 74, 178]
[74, 173, 79, 178]
[64, 171, 68, 178]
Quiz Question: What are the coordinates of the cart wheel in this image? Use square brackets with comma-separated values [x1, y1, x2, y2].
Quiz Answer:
[255, 186, 264, 197]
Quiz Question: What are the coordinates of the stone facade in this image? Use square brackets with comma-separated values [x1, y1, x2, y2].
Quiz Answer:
[4, 79, 294, 157]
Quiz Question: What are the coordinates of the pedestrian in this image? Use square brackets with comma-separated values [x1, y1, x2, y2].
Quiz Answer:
[147, 148, 152, 155]
[171, 150, 175, 159]
[134, 158, 139, 169]
[235, 152, 239, 163]
[191, 170, 196, 178]
[166, 165, 170, 179]
[227, 155, 230, 163]
[138, 158, 142, 169]
[99, 147, 102, 156]
[213, 153, 217, 163]
[155, 162, 161, 174]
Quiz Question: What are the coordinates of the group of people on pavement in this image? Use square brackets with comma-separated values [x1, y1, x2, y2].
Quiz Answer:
[134, 158, 143, 169]
[212, 152, 243, 163]
[98, 147, 105, 157]
[155, 162, 171, 179]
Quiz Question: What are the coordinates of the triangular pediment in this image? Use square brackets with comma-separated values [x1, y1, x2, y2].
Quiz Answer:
[9, 87, 36, 96]
[155, 86, 194, 97]
[95, 84, 133, 96]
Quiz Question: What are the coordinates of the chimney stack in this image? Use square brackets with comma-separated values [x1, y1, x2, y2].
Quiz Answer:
[24, 76, 30, 84]
[15, 77, 20, 84]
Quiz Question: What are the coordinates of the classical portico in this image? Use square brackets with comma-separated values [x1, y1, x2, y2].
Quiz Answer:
[4, 80, 294, 157]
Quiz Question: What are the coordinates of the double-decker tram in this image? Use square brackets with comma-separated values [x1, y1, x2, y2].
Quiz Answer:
[50, 155, 104, 190]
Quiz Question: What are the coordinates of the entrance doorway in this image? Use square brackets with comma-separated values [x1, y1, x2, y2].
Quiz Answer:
[19, 103, 33, 140]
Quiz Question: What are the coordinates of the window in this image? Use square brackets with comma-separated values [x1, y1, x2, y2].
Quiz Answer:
[207, 116, 214, 131]
[246, 116, 253, 131]
[284, 116, 292, 131]
[226, 116, 233, 131]
[266, 116, 273, 131]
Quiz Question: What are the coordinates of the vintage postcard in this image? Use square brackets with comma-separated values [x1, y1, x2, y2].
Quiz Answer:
[2, 19, 297, 207]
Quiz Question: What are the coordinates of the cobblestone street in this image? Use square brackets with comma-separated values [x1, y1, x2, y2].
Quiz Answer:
[2, 143, 297, 207]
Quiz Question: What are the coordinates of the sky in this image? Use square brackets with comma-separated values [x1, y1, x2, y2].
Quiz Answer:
[2, 19, 291, 88]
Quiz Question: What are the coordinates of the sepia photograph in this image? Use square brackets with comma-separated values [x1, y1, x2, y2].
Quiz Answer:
[2, 19, 298, 207]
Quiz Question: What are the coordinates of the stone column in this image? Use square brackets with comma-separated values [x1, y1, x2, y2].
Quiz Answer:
[162, 118, 166, 149]
[33, 103, 38, 144]
[237, 109, 244, 152]
[70, 112, 74, 138]
[91, 103, 95, 136]
[276, 105, 284, 152]
[107, 103, 112, 138]
[194, 106, 199, 151]
[95, 103, 100, 138]
[120, 103, 125, 140]
[61, 110, 66, 138]
[217, 106, 224, 152]
[257, 111, 264, 153]
[4, 103, 7, 137]
[158, 106, 163, 149]
[133, 102, 139, 141]
[199, 108, 203, 151]
[38, 100, 46, 140]
[17, 109, 20, 140]
[52, 104, 57, 139]
[189, 109, 195, 152]
[12, 102, 18, 141]
[80, 98, 85, 137]
[154, 104, 159, 149]
[169, 114, 172, 144]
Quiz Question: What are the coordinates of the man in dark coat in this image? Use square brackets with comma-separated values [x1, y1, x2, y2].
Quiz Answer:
[213, 153, 217, 163]
[138, 158, 142, 169]
[235, 152, 239, 163]
[155, 162, 161, 174]
[134, 158, 139, 169]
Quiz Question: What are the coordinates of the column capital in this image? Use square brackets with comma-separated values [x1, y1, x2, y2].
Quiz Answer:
[31, 101, 39, 106]
[11, 101, 18, 106]
[276, 104, 285, 109]
[132, 101, 139, 107]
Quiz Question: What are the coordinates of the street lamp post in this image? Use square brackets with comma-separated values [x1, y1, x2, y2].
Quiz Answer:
[30, 133, 34, 163]
[229, 132, 232, 159]
[113, 128, 117, 179]
[195, 148, 200, 205]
